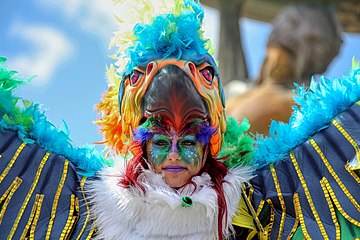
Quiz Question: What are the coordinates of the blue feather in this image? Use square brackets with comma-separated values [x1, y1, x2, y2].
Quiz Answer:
[122, 0, 210, 75]
[253, 66, 360, 169]
[0, 59, 110, 177]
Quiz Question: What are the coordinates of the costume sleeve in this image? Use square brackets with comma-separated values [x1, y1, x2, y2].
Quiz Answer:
[232, 184, 269, 240]
[0, 58, 105, 238]
[0, 128, 95, 239]
[248, 101, 360, 239]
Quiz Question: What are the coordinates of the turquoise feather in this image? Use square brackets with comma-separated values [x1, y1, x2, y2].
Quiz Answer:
[0, 57, 110, 176]
[253, 64, 360, 169]
[123, 0, 210, 75]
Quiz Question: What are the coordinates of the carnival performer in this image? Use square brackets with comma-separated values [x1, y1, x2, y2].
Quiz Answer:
[0, 1, 253, 239]
[88, 1, 253, 238]
[0, 0, 359, 239]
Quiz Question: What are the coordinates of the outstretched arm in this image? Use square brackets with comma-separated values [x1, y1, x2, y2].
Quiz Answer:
[233, 61, 360, 239]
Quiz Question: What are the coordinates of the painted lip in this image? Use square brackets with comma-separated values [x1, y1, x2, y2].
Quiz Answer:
[163, 166, 186, 173]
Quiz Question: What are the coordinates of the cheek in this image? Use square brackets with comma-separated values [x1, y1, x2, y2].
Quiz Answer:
[147, 146, 169, 167]
[180, 146, 203, 167]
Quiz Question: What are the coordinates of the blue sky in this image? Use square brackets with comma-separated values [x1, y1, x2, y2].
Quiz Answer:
[1, 0, 359, 149]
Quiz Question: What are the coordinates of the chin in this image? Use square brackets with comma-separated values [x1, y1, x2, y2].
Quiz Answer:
[167, 180, 187, 188]
[165, 176, 189, 188]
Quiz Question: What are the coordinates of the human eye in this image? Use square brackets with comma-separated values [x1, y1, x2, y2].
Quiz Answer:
[180, 135, 198, 147]
[152, 134, 170, 147]
[153, 139, 169, 147]
[181, 140, 196, 147]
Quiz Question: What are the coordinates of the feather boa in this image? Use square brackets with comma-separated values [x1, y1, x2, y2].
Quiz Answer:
[88, 159, 253, 239]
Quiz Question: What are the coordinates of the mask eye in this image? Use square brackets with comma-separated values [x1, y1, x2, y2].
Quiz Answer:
[200, 67, 214, 85]
[129, 70, 143, 86]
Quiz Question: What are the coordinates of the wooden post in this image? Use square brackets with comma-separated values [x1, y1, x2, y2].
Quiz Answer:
[217, 0, 248, 85]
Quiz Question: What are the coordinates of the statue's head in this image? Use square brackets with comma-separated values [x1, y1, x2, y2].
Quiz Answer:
[260, 4, 343, 84]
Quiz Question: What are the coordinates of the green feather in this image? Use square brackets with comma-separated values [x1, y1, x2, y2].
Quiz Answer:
[219, 117, 254, 168]
[0, 57, 33, 130]
[0, 57, 31, 91]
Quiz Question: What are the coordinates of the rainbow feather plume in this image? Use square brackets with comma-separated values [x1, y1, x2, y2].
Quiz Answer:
[96, 0, 216, 155]
[123, 0, 211, 75]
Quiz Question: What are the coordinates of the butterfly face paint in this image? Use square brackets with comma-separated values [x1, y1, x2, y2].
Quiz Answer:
[145, 123, 210, 188]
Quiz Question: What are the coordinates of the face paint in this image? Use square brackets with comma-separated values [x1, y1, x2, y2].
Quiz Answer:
[147, 134, 172, 167]
[177, 135, 203, 167]
[146, 127, 207, 188]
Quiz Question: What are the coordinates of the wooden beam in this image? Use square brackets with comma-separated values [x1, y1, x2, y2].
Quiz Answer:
[201, 0, 360, 33]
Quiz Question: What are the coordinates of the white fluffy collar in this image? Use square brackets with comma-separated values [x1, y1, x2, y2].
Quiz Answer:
[88, 160, 253, 240]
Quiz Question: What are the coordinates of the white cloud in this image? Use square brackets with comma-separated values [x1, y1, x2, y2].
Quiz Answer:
[38, 0, 119, 47]
[37, 0, 220, 52]
[8, 21, 73, 86]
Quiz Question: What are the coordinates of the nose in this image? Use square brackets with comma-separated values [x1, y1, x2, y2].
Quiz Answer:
[168, 144, 180, 162]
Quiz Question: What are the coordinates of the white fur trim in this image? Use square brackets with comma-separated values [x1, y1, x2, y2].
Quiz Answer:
[87, 160, 253, 239]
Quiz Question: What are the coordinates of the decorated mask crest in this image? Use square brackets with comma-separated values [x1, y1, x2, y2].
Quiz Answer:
[96, 0, 226, 157]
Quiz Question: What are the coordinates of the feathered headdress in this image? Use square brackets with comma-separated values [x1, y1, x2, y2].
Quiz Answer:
[96, 0, 228, 158]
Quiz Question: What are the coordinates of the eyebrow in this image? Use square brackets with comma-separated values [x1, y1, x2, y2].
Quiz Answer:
[151, 124, 171, 135]
[179, 120, 206, 136]
[148, 117, 211, 138]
